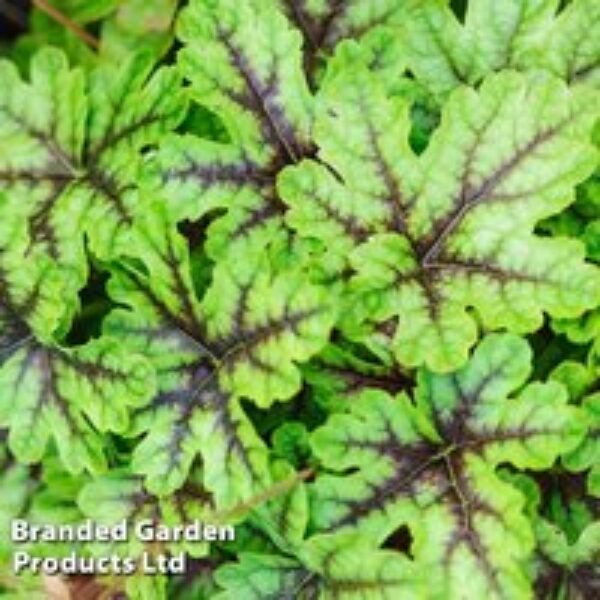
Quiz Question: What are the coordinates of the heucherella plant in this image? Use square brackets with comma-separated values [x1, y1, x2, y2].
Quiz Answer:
[149, 0, 409, 267]
[398, 0, 600, 96]
[0, 0, 599, 598]
[309, 334, 587, 598]
[103, 206, 336, 502]
[281, 46, 600, 371]
[0, 47, 185, 290]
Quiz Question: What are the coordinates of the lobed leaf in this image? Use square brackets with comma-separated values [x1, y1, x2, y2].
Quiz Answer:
[0, 47, 185, 290]
[276, 0, 410, 86]
[0, 240, 154, 473]
[399, 0, 600, 95]
[151, 0, 412, 268]
[104, 209, 335, 502]
[309, 334, 587, 598]
[0, 337, 154, 473]
[78, 467, 213, 557]
[214, 536, 423, 599]
[281, 58, 600, 371]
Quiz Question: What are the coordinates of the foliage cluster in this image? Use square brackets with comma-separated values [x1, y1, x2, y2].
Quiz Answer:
[0, 0, 599, 598]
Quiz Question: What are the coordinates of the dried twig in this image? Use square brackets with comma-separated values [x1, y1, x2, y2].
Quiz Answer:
[33, 0, 99, 49]
[210, 468, 315, 523]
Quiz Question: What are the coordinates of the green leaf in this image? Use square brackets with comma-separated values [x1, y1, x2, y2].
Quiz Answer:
[177, 0, 314, 158]
[399, 0, 600, 95]
[309, 334, 586, 599]
[126, 573, 169, 600]
[281, 59, 600, 371]
[27, 456, 86, 529]
[214, 536, 423, 599]
[0, 453, 78, 599]
[0, 47, 185, 288]
[303, 341, 411, 413]
[104, 208, 335, 502]
[1, 3, 599, 597]
[214, 553, 314, 599]
[276, 0, 410, 86]
[78, 466, 213, 557]
[563, 394, 600, 490]
[0, 242, 155, 472]
[551, 179, 600, 345]
[534, 520, 600, 597]
[248, 460, 310, 552]
[0, 229, 65, 346]
[0, 336, 154, 472]
[100, 0, 178, 62]
[549, 360, 595, 402]
[151, 0, 410, 267]
[553, 308, 600, 344]
[150, 0, 315, 265]
[0, 442, 37, 563]
[513, 0, 600, 87]
[300, 535, 423, 599]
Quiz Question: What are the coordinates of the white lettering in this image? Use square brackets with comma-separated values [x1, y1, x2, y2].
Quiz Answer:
[219, 524, 236, 541]
[13, 551, 30, 573]
[203, 524, 217, 541]
[11, 520, 29, 542]
[135, 519, 155, 542]
[141, 551, 186, 574]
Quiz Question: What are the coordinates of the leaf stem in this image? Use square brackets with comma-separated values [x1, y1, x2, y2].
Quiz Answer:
[32, 0, 100, 49]
[209, 468, 314, 523]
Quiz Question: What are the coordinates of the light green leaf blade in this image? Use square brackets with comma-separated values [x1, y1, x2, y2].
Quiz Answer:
[104, 210, 335, 502]
[399, 0, 599, 95]
[214, 554, 313, 600]
[177, 0, 313, 160]
[78, 466, 213, 558]
[214, 537, 423, 599]
[563, 394, 600, 481]
[0, 443, 36, 564]
[0, 336, 155, 472]
[300, 535, 423, 599]
[151, 0, 414, 266]
[276, 0, 410, 87]
[513, 0, 600, 87]
[0, 240, 154, 471]
[398, 0, 558, 95]
[281, 59, 600, 371]
[0, 47, 186, 287]
[152, 0, 318, 266]
[309, 334, 586, 599]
